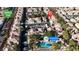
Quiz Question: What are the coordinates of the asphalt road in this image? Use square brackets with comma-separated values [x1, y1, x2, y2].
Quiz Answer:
[19, 8, 29, 51]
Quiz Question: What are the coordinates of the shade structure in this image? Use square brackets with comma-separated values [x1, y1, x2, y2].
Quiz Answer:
[40, 42, 52, 48]
[75, 23, 79, 29]
[48, 10, 53, 19]
[48, 36, 59, 42]
[4, 9, 12, 19]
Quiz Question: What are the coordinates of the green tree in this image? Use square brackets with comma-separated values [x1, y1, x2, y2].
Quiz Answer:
[63, 30, 70, 41]
[69, 40, 76, 46]
[69, 40, 78, 51]
[62, 24, 69, 30]
[52, 42, 60, 50]
[44, 30, 56, 36]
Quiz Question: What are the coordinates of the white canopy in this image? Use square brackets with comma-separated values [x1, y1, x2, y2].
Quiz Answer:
[75, 23, 79, 29]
